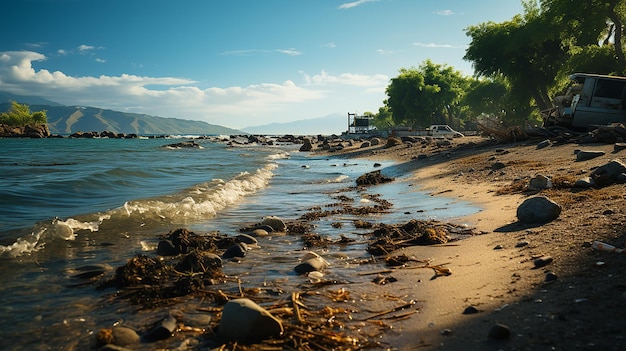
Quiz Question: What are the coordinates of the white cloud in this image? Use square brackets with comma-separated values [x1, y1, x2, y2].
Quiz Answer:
[413, 42, 467, 49]
[300, 70, 388, 88]
[339, 0, 379, 10]
[435, 10, 455, 16]
[95, 58, 106, 63]
[0, 51, 338, 128]
[275, 48, 302, 56]
[321, 43, 336, 48]
[376, 49, 394, 55]
[78, 44, 95, 53]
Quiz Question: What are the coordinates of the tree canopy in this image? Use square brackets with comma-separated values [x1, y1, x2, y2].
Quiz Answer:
[0, 101, 48, 126]
[375, 0, 626, 130]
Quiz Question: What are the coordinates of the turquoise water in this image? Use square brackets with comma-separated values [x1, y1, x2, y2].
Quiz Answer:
[0, 136, 478, 349]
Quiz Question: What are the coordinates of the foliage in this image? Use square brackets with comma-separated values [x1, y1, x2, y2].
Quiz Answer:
[384, 60, 468, 128]
[0, 101, 47, 126]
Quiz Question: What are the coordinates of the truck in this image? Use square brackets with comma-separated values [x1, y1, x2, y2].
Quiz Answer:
[542, 73, 626, 130]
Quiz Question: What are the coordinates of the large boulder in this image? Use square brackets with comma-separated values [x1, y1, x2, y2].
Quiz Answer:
[517, 196, 561, 224]
[219, 298, 283, 342]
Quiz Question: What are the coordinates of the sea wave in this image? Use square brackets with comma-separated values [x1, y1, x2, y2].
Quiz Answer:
[0, 164, 277, 258]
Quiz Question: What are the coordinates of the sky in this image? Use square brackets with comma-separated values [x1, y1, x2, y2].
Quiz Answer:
[0, 0, 524, 133]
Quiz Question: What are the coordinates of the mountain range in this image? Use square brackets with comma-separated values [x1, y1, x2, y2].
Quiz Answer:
[0, 92, 242, 136]
[0, 92, 350, 136]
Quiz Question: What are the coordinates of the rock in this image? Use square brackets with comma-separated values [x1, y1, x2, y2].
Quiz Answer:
[527, 174, 552, 191]
[261, 216, 287, 232]
[536, 139, 551, 149]
[223, 243, 248, 259]
[590, 159, 626, 187]
[385, 137, 402, 148]
[111, 327, 140, 346]
[462, 306, 479, 315]
[299, 138, 313, 152]
[545, 271, 558, 282]
[515, 240, 529, 248]
[488, 323, 511, 340]
[575, 149, 606, 161]
[236, 234, 258, 246]
[142, 314, 177, 342]
[533, 256, 553, 268]
[574, 176, 595, 188]
[373, 162, 382, 167]
[251, 228, 269, 237]
[163, 141, 203, 149]
[516, 196, 561, 224]
[356, 170, 394, 186]
[491, 161, 506, 170]
[614, 143, 626, 153]
[294, 251, 329, 275]
[219, 298, 283, 342]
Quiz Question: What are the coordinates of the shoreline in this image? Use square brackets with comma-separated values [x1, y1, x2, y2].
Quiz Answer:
[317, 134, 626, 350]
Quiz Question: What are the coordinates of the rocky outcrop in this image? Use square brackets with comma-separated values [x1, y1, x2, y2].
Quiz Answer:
[0, 123, 50, 138]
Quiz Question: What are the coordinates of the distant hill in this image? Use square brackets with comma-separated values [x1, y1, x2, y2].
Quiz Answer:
[0, 93, 242, 136]
[0, 92, 62, 106]
[242, 113, 348, 135]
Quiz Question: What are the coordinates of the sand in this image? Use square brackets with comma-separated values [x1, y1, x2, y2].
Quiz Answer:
[321, 135, 626, 350]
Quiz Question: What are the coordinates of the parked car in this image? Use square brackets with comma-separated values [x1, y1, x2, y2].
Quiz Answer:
[543, 73, 626, 130]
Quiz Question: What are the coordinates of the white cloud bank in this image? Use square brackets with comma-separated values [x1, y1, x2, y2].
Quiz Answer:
[0, 51, 388, 129]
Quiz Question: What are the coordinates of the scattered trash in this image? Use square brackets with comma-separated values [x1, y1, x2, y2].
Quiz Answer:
[592, 241, 625, 253]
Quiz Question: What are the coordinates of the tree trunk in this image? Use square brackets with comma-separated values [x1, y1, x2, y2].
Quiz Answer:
[607, 2, 625, 69]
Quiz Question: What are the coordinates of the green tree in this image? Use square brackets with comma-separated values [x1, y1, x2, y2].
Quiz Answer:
[464, 3, 568, 112]
[0, 101, 48, 126]
[385, 60, 467, 128]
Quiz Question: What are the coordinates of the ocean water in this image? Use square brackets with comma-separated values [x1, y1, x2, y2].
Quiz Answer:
[0, 136, 478, 350]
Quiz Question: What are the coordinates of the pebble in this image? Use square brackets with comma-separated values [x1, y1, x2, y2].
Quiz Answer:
[142, 314, 177, 342]
[488, 323, 511, 340]
[534, 256, 553, 268]
[545, 271, 558, 282]
[223, 243, 248, 259]
[111, 326, 140, 346]
[515, 240, 529, 248]
[219, 298, 283, 342]
[462, 306, 479, 315]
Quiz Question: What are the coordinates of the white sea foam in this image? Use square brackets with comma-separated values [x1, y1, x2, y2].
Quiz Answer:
[1, 163, 277, 257]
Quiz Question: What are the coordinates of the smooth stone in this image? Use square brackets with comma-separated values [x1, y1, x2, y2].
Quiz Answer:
[576, 149, 606, 161]
[142, 314, 177, 342]
[516, 196, 561, 224]
[219, 298, 283, 342]
[111, 327, 140, 346]
[534, 256, 553, 268]
[462, 306, 479, 314]
[527, 174, 552, 191]
[574, 176, 595, 188]
[251, 228, 269, 237]
[236, 233, 258, 246]
[545, 271, 558, 282]
[223, 243, 248, 259]
[488, 323, 511, 339]
[294, 252, 329, 275]
[261, 216, 287, 232]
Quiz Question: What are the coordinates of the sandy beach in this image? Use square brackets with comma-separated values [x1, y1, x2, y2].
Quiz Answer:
[321, 134, 626, 350]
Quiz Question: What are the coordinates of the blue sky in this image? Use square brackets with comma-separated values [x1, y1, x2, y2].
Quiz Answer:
[1, 0, 523, 133]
